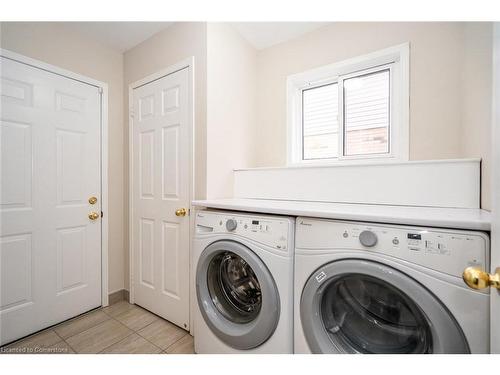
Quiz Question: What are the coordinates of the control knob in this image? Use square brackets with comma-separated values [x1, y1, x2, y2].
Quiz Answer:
[359, 230, 378, 247]
[226, 219, 238, 231]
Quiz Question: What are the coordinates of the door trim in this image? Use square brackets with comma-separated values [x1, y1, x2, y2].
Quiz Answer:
[128, 57, 195, 331]
[0, 48, 110, 307]
[491, 22, 500, 353]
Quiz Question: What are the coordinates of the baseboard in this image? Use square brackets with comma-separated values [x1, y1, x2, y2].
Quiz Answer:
[108, 289, 130, 305]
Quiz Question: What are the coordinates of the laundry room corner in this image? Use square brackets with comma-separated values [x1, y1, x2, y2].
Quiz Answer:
[1, 4, 500, 372]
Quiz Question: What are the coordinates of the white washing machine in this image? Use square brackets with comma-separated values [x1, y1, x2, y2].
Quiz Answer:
[294, 217, 490, 354]
[193, 210, 294, 353]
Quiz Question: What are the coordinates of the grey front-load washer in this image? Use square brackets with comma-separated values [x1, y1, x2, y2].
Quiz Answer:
[294, 218, 490, 354]
[196, 240, 280, 350]
[300, 259, 470, 354]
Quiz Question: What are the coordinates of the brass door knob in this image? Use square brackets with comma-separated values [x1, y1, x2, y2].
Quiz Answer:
[88, 196, 98, 205]
[88, 211, 100, 221]
[462, 267, 500, 290]
[175, 208, 187, 217]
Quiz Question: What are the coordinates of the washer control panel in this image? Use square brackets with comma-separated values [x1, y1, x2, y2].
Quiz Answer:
[195, 211, 293, 253]
[296, 217, 489, 278]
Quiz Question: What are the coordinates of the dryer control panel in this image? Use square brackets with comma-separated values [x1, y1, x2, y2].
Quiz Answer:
[296, 217, 489, 278]
[195, 211, 294, 253]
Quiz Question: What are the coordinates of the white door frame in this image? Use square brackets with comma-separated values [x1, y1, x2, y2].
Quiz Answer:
[128, 57, 195, 313]
[491, 22, 500, 354]
[0, 48, 110, 307]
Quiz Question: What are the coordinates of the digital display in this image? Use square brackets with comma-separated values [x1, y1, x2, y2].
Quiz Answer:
[252, 220, 259, 225]
[407, 233, 422, 240]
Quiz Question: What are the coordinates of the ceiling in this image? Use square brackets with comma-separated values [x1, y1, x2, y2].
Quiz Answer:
[62, 22, 173, 52]
[61, 22, 329, 53]
[231, 22, 329, 50]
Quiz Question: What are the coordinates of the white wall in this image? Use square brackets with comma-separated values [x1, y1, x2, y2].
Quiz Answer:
[253, 22, 493, 209]
[461, 23, 493, 209]
[206, 23, 258, 199]
[0, 22, 126, 294]
[123, 22, 207, 290]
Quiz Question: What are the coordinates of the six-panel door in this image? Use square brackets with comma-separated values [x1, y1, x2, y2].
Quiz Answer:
[0, 56, 102, 345]
[132, 67, 190, 331]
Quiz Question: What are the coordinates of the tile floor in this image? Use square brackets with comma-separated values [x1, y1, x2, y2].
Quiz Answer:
[0, 301, 194, 354]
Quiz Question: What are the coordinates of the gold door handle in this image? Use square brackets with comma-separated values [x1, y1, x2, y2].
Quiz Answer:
[88, 196, 98, 205]
[88, 211, 100, 221]
[175, 208, 187, 217]
[462, 267, 500, 290]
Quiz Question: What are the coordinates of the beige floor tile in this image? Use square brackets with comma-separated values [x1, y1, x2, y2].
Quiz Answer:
[165, 334, 194, 354]
[102, 300, 135, 318]
[114, 306, 158, 331]
[101, 333, 161, 354]
[66, 319, 133, 354]
[4, 330, 61, 353]
[54, 310, 110, 339]
[137, 319, 187, 350]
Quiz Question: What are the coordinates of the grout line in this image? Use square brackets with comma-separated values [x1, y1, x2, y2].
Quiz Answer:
[123, 302, 190, 352]
[54, 331, 77, 354]
[101, 303, 128, 318]
[53, 330, 78, 355]
[16, 301, 188, 354]
[163, 332, 189, 352]
[52, 307, 104, 332]
[63, 339, 78, 354]
[134, 328, 174, 352]
[100, 310, 164, 353]
[61, 313, 112, 341]
[63, 316, 135, 354]
[96, 330, 136, 354]
[109, 311, 145, 332]
[63, 318, 126, 354]
[133, 318, 158, 333]
[142, 337, 165, 353]
[1, 307, 106, 349]
[92, 309, 137, 353]
[99, 316, 164, 353]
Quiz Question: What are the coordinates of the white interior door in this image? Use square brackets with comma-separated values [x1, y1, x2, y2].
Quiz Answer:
[132, 67, 191, 331]
[0, 56, 102, 345]
[491, 23, 500, 354]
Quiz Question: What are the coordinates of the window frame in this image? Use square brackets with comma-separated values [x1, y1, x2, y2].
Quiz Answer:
[287, 43, 409, 166]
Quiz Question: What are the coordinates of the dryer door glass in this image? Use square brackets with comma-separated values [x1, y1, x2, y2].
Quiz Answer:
[207, 251, 262, 324]
[321, 274, 432, 353]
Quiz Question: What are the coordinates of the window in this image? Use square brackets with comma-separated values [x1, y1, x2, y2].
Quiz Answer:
[287, 44, 409, 164]
[302, 83, 339, 160]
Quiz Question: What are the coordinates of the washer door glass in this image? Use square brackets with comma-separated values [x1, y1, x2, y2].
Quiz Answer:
[196, 240, 281, 350]
[300, 259, 469, 354]
[207, 251, 262, 324]
[321, 274, 432, 353]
